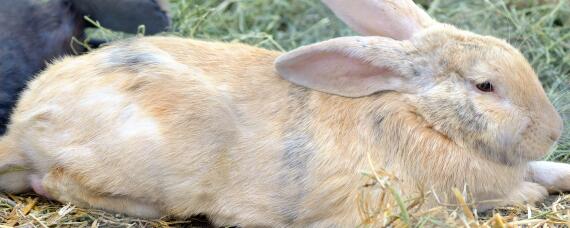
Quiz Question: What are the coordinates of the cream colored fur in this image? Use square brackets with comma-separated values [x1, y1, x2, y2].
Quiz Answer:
[0, 0, 565, 227]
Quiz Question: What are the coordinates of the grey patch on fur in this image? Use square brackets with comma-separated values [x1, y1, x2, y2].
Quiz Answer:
[283, 133, 312, 182]
[473, 139, 514, 166]
[439, 59, 450, 69]
[371, 112, 386, 139]
[410, 55, 436, 79]
[375, 115, 385, 126]
[101, 43, 168, 72]
[412, 67, 421, 77]
[278, 85, 314, 223]
[454, 100, 487, 132]
[459, 43, 482, 50]
[421, 95, 518, 166]
[126, 80, 151, 92]
[423, 96, 488, 134]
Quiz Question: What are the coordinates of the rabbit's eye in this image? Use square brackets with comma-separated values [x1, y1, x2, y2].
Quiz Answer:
[476, 81, 494, 92]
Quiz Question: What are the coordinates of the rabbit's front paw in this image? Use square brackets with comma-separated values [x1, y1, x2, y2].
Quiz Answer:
[528, 161, 570, 192]
[507, 181, 548, 206]
[477, 182, 546, 211]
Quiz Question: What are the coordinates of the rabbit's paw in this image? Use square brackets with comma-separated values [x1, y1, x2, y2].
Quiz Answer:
[528, 161, 570, 192]
[38, 169, 91, 208]
[506, 181, 548, 206]
[30, 174, 53, 199]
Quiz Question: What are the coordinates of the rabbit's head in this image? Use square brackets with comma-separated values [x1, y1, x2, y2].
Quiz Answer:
[276, 0, 563, 165]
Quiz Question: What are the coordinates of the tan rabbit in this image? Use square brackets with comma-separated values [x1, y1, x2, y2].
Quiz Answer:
[0, 0, 566, 226]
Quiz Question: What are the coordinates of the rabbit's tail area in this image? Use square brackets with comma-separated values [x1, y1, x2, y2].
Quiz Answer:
[0, 136, 31, 193]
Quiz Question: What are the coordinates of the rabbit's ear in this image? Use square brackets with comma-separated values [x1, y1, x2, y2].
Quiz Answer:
[275, 37, 421, 97]
[322, 0, 437, 40]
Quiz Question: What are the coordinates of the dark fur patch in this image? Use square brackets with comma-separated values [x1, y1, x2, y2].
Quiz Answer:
[459, 43, 482, 50]
[103, 44, 163, 72]
[420, 95, 518, 166]
[375, 115, 385, 126]
[283, 86, 312, 177]
[473, 139, 514, 166]
[283, 134, 312, 181]
[454, 100, 487, 132]
[370, 111, 386, 139]
[126, 80, 151, 92]
[424, 96, 488, 134]
[413, 68, 421, 77]
[279, 85, 314, 222]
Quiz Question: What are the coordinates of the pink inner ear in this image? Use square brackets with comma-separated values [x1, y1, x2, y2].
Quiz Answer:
[281, 52, 403, 97]
[304, 52, 387, 79]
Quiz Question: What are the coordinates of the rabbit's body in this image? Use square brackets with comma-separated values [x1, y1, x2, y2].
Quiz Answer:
[0, 34, 553, 226]
[6, 37, 366, 225]
[0, 0, 566, 226]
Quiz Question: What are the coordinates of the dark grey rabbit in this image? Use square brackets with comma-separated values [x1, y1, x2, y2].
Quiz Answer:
[0, 0, 170, 135]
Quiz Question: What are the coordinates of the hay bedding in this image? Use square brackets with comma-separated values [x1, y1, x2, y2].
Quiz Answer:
[1, 186, 570, 227]
[0, 193, 211, 227]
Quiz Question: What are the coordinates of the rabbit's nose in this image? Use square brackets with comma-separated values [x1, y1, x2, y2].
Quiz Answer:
[548, 115, 563, 142]
[550, 131, 561, 142]
[550, 126, 562, 142]
[542, 101, 563, 142]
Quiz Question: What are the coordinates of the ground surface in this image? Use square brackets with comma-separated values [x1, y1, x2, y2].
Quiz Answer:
[1, 0, 569, 227]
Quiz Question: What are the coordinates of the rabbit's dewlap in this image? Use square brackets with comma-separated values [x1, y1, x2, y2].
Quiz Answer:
[0, 0, 565, 227]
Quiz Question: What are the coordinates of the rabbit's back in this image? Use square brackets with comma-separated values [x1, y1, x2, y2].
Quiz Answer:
[8, 37, 308, 222]
[14, 36, 286, 127]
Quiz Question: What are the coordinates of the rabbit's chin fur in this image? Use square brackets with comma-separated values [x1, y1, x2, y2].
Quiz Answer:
[0, 24, 563, 226]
